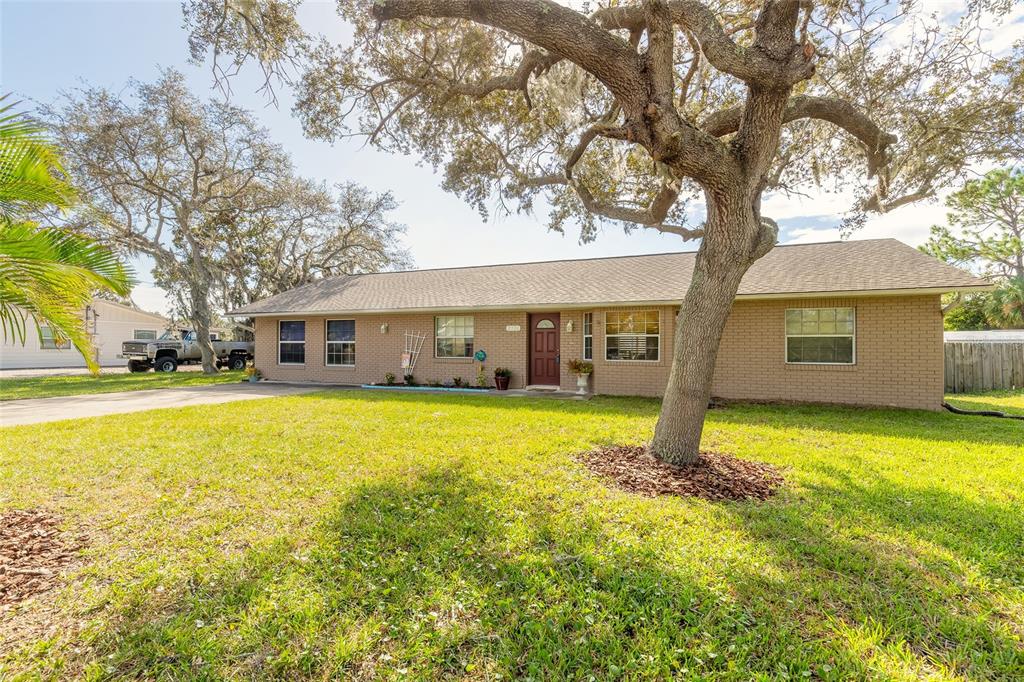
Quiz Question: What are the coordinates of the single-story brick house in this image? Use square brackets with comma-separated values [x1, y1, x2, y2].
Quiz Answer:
[231, 239, 989, 410]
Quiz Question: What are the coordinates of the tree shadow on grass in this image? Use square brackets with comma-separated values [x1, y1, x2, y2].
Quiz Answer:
[71, 464, 1024, 680]
[80, 467, 866, 680]
[307, 389, 1024, 449]
[727, 468, 1024, 679]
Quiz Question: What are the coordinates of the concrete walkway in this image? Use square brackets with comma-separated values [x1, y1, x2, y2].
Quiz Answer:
[0, 382, 319, 427]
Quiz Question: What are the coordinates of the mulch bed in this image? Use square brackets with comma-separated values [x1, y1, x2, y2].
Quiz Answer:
[1, 509, 83, 611]
[578, 445, 784, 501]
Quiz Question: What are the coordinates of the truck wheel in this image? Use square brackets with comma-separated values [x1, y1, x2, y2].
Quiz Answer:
[154, 357, 178, 373]
[228, 355, 247, 371]
[128, 360, 149, 373]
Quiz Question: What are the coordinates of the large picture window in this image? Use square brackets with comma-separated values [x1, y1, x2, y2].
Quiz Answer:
[605, 310, 659, 361]
[785, 308, 855, 364]
[278, 320, 306, 364]
[326, 319, 355, 366]
[40, 325, 71, 350]
[435, 315, 474, 358]
[583, 312, 593, 361]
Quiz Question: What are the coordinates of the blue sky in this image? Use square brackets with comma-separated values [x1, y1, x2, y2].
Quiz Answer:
[2, 0, 1019, 315]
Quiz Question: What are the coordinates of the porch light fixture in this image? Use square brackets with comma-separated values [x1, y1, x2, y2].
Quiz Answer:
[566, 320, 574, 333]
[380, 322, 389, 334]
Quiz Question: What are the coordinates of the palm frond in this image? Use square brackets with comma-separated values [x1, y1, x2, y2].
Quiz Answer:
[0, 97, 133, 374]
[0, 95, 76, 221]
[0, 221, 134, 373]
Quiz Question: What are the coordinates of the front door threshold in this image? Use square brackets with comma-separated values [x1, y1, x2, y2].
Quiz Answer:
[524, 384, 561, 392]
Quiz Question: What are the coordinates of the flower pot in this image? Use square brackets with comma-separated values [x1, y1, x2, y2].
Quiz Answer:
[576, 374, 589, 395]
[495, 375, 510, 390]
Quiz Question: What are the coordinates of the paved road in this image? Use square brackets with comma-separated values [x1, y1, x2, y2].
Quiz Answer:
[0, 382, 320, 427]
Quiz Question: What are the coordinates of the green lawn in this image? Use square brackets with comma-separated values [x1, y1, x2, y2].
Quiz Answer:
[1, 393, 1021, 680]
[945, 389, 1024, 417]
[0, 369, 243, 401]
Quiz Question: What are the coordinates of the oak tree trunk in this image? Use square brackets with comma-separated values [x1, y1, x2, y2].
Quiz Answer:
[650, 191, 772, 464]
[188, 256, 220, 375]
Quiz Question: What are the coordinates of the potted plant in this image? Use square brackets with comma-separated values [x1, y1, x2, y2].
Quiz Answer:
[244, 363, 261, 383]
[493, 367, 512, 391]
[567, 359, 593, 394]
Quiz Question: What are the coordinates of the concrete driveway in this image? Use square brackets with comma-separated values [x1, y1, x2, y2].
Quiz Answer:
[0, 365, 205, 378]
[0, 382, 320, 427]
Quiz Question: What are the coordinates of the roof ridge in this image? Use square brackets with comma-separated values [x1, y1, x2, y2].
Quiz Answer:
[320, 237, 897, 281]
[229, 237, 990, 317]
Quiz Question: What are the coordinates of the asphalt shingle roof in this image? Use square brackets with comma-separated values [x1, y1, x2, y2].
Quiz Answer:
[231, 239, 989, 316]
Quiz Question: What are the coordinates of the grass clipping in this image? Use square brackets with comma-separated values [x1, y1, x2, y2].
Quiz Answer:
[1, 509, 82, 611]
[579, 445, 783, 501]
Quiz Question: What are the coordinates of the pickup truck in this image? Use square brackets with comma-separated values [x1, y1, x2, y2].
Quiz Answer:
[120, 329, 254, 373]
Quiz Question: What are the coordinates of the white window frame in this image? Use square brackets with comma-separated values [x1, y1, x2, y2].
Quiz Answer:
[133, 329, 158, 340]
[325, 319, 356, 367]
[784, 307, 856, 365]
[278, 319, 306, 365]
[605, 310, 660, 363]
[434, 315, 475, 358]
[39, 325, 71, 350]
[582, 312, 593, 361]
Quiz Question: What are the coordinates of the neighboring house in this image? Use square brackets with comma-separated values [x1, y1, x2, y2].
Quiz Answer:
[944, 330, 1024, 342]
[0, 299, 168, 370]
[231, 239, 990, 410]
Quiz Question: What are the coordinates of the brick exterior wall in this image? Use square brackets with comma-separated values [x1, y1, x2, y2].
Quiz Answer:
[253, 294, 944, 410]
[712, 295, 944, 410]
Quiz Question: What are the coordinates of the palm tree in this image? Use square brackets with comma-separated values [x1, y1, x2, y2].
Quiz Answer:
[986, 277, 1024, 329]
[0, 96, 132, 373]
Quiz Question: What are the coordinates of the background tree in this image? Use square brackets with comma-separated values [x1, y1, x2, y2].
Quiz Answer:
[986, 276, 1024, 328]
[922, 168, 1024, 329]
[46, 70, 292, 373]
[942, 294, 990, 332]
[213, 179, 409, 323]
[46, 70, 407, 372]
[0, 97, 131, 373]
[186, 0, 1022, 462]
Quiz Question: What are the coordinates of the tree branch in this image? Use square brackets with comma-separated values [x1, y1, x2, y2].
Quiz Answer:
[702, 95, 898, 177]
[440, 49, 561, 107]
[572, 180, 703, 241]
[593, 0, 814, 85]
[372, 0, 647, 109]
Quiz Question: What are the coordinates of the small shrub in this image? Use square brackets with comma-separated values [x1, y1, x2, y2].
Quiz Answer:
[475, 365, 489, 388]
[452, 376, 464, 387]
[493, 367, 512, 378]
[404, 374, 417, 386]
[384, 372, 396, 385]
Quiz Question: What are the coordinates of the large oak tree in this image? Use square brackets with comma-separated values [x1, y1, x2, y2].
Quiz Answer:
[186, 0, 1021, 461]
[45, 70, 408, 372]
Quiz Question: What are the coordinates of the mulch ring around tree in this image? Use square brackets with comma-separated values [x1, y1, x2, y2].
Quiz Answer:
[1, 509, 84, 612]
[578, 445, 784, 501]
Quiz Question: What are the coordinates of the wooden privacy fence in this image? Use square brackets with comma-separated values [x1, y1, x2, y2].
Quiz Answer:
[944, 341, 1024, 393]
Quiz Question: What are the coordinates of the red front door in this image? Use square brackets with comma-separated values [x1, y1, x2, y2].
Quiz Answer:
[529, 313, 560, 385]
